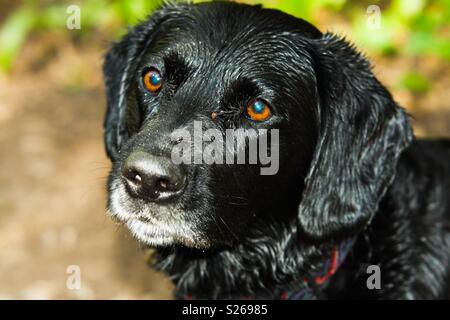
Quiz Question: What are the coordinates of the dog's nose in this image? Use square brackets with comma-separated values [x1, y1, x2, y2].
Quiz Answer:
[122, 151, 186, 202]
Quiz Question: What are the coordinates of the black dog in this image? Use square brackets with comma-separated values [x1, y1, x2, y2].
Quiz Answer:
[103, 1, 450, 299]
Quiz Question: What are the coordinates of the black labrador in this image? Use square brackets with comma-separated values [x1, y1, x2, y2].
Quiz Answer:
[103, 1, 450, 299]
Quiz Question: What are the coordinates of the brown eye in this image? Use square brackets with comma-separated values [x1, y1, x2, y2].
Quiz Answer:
[143, 69, 162, 93]
[246, 99, 272, 122]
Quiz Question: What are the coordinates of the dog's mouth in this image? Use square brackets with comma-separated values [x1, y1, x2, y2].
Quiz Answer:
[125, 218, 176, 246]
[108, 178, 211, 249]
[114, 211, 210, 248]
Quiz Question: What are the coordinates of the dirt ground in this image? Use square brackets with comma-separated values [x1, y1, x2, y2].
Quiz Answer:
[0, 34, 173, 299]
[0, 31, 449, 299]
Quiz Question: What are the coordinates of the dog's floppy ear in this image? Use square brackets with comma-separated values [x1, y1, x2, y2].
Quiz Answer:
[298, 33, 413, 241]
[103, 4, 181, 160]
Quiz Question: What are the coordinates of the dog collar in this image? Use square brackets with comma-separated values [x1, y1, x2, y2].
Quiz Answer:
[181, 238, 355, 300]
[278, 238, 356, 300]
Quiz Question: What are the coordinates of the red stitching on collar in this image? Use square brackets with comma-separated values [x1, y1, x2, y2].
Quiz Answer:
[314, 247, 339, 285]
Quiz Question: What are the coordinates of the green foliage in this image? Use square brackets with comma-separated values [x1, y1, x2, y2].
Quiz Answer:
[0, 0, 163, 72]
[0, 7, 35, 71]
[227, 0, 347, 19]
[399, 72, 431, 94]
[351, 0, 450, 61]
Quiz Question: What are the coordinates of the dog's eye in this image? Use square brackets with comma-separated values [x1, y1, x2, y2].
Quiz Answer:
[143, 69, 163, 93]
[246, 99, 272, 122]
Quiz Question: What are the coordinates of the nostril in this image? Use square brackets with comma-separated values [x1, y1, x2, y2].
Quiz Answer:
[155, 176, 185, 193]
[123, 168, 143, 186]
[135, 174, 142, 183]
[158, 178, 169, 190]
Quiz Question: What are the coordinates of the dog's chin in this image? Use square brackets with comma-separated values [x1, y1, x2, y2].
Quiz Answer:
[107, 179, 212, 249]
[124, 219, 182, 247]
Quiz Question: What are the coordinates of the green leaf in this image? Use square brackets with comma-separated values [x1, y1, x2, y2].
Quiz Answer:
[0, 7, 35, 72]
[393, 0, 427, 19]
[399, 72, 430, 93]
[352, 14, 398, 56]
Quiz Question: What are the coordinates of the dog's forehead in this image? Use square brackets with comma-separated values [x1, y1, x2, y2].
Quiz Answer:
[182, 2, 322, 38]
[147, 4, 320, 72]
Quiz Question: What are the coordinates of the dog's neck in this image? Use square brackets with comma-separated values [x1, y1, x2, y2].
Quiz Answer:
[153, 229, 356, 299]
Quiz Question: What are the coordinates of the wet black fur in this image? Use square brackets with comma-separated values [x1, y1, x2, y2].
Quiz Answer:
[103, 1, 450, 299]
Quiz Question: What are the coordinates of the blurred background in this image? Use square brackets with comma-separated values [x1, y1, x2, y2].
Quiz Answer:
[0, 0, 449, 299]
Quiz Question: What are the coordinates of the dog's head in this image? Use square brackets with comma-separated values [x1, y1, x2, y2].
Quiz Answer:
[103, 1, 412, 249]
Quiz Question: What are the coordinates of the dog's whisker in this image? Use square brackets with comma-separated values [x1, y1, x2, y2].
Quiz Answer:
[218, 216, 239, 243]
